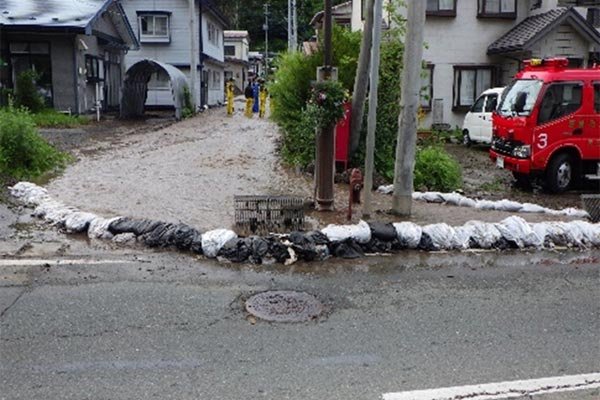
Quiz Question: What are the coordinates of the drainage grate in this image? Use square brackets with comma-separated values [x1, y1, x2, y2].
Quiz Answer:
[234, 195, 304, 234]
[245, 291, 323, 323]
[581, 194, 600, 223]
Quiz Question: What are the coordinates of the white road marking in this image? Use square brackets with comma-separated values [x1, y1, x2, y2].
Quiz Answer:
[382, 373, 600, 400]
[0, 259, 137, 267]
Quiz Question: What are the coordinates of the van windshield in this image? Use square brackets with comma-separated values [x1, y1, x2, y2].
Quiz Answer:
[498, 79, 543, 116]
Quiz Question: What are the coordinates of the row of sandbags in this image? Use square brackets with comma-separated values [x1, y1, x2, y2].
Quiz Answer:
[10, 182, 600, 265]
[377, 185, 590, 218]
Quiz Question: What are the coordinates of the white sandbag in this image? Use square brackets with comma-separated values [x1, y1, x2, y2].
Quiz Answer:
[442, 192, 465, 206]
[458, 197, 477, 208]
[422, 223, 457, 250]
[33, 200, 76, 225]
[567, 221, 599, 247]
[112, 233, 137, 245]
[392, 222, 422, 249]
[421, 192, 445, 203]
[411, 192, 424, 201]
[465, 221, 502, 249]
[521, 203, 547, 213]
[9, 182, 49, 206]
[475, 200, 496, 210]
[560, 208, 590, 219]
[88, 217, 119, 240]
[494, 199, 523, 213]
[377, 185, 394, 194]
[64, 211, 98, 233]
[201, 229, 237, 258]
[454, 224, 475, 250]
[321, 220, 371, 244]
[495, 216, 541, 248]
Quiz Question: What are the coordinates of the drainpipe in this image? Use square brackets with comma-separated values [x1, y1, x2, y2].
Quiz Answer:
[198, 0, 205, 107]
[189, 0, 198, 108]
[72, 37, 80, 114]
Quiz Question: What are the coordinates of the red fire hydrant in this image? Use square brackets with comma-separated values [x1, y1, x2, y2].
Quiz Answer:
[347, 168, 363, 220]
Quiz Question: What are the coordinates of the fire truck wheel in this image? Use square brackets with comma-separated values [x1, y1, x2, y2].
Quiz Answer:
[545, 153, 574, 193]
[462, 130, 472, 147]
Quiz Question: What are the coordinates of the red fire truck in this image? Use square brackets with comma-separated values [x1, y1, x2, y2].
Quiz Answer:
[490, 58, 600, 193]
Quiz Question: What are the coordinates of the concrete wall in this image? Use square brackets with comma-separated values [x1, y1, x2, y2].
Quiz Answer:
[224, 62, 248, 93]
[204, 60, 224, 105]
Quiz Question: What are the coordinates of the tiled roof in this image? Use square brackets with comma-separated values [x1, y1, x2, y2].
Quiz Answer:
[488, 8, 569, 54]
[0, 0, 108, 28]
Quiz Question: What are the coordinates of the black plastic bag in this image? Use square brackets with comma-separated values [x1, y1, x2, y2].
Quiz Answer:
[109, 217, 163, 236]
[329, 239, 364, 259]
[218, 238, 251, 263]
[368, 222, 397, 242]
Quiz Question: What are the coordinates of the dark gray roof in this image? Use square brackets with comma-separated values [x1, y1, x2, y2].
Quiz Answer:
[488, 7, 600, 55]
[0, 0, 138, 49]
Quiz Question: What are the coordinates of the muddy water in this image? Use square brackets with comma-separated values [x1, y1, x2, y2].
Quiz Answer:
[47, 109, 313, 231]
[46, 107, 582, 232]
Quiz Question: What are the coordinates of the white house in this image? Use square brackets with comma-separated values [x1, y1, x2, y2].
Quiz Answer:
[224, 30, 250, 93]
[350, 0, 600, 129]
[121, 0, 227, 109]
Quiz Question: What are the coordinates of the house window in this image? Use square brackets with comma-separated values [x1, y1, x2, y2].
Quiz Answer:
[225, 45, 236, 57]
[537, 82, 583, 125]
[478, 0, 517, 18]
[208, 22, 219, 46]
[85, 55, 104, 83]
[426, 0, 456, 16]
[420, 64, 434, 110]
[212, 70, 221, 89]
[8, 42, 53, 104]
[138, 13, 170, 43]
[453, 66, 495, 111]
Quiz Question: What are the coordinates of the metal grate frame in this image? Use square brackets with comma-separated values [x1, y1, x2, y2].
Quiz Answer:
[234, 195, 305, 234]
[581, 194, 600, 223]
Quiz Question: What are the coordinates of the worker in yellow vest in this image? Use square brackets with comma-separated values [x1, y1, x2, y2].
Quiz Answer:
[244, 79, 254, 118]
[226, 78, 235, 116]
[258, 79, 268, 118]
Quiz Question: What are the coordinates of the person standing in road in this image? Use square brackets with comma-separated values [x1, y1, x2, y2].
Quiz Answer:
[259, 79, 268, 118]
[252, 79, 260, 113]
[244, 78, 254, 118]
[226, 78, 235, 116]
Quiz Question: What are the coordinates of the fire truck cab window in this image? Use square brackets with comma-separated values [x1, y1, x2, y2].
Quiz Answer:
[537, 82, 583, 125]
[594, 83, 600, 114]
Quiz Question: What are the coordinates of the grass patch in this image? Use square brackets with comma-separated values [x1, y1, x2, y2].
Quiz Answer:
[30, 109, 89, 128]
[479, 178, 504, 192]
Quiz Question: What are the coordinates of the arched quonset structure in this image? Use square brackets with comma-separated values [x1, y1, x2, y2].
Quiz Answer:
[121, 59, 190, 120]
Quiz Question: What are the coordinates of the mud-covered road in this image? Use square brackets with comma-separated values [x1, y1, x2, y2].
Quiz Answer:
[41, 105, 590, 232]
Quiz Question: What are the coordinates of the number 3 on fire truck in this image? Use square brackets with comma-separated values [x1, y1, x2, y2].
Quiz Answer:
[537, 133, 548, 149]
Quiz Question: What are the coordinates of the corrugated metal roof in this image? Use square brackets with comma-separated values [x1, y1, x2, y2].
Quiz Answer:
[0, 0, 108, 28]
[224, 30, 249, 39]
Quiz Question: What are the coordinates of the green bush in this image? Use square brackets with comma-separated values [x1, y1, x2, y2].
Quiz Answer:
[413, 146, 462, 192]
[181, 86, 195, 119]
[0, 106, 69, 179]
[30, 109, 88, 128]
[270, 25, 360, 167]
[14, 70, 46, 113]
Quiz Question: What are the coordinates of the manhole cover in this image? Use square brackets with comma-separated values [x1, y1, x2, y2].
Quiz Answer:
[245, 291, 323, 322]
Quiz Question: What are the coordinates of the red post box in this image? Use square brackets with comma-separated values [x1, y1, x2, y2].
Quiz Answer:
[335, 101, 351, 171]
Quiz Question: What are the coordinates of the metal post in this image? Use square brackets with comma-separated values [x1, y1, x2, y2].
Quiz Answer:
[315, 0, 335, 211]
[392, 0, 426, 216]
[292, 0, 298, 51]
[363, 0, 383, 218]
[288, 0, 292, 51]
[264, 3, 269, 76]
[188, 0, 197, 108]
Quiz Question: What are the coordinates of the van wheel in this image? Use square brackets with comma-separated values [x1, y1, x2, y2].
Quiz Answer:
[545, 153, 574, 193]
[462, 130, 472, 147]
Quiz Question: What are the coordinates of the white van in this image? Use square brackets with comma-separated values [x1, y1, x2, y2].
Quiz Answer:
[462, 87, 505, 146]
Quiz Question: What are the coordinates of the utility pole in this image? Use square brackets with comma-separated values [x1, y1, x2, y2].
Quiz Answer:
[362, 0, 383, 218]
[315, 0, 335, 211]
[188, 0, 197, 108]
[264, 3, 269, 76]
[392, 0, 426, 216]
[288, 0, 297, 52]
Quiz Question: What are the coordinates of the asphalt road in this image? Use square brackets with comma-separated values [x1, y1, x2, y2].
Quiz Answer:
[1, 248, 599, 400]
